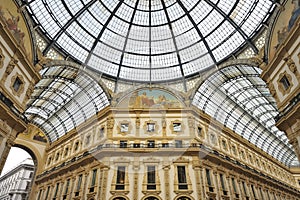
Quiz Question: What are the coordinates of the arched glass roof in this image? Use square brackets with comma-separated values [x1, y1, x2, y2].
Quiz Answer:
[23, 0, 275, 83]
[192, 64, 299, 167]
[25, 65, 110, 143]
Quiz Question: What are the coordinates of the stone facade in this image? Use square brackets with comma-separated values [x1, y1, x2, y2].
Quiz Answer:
[0, 158, 35, 200]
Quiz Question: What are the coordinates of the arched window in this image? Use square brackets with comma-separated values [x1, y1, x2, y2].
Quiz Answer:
[112, 198, 126, 200]
[145, 197, 159, 200]
[176, 197, 191, 200]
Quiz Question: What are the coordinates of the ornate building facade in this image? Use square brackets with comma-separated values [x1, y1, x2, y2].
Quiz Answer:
[0, 158, 35, 200]
[0, 0, 299, 200]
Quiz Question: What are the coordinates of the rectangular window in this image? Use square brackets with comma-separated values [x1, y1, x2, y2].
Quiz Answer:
[251, 185, 256, 199]
[91, 169, 97, 187]
[147, 166, 156, 190]
[177, 166, 188, 189]
[206, 169, 212, 186]
[197, 127, 202, 137]
[86, 135, 91, 145]
[121, 123, 129, 132]
[37, 189, 42, 200]
[173, 123, 182, 132]
[116, 166, 125, 190]
[232, 178, 237, 193]
[47, 157, 52, 165]
[259, 187, 264, 200]
[242, 181, 247, 196]
[220, 174, 226, 191]
[133, 143, 140, 148]
[53, 183, 59, 198]
[162, 143, 169, 148]
[74, 141, 79, 151]
[99, 127, 104, 138]
[45, 186, 50, 200]
[25, 181, 30, 190]
[55, 153, 59, 161]
[90, 169, 97, 193]
[266, 190, 270, 200]
[64, 147, 69, 157]
[147, 123, 155, 132]
[175, 140, 182, 148]
[75, 174, 82, 196]
[64, 179, 70, 195]
[13, 77, 22, 92]
[206, 169, 214, 192]
[147, 140, 155, 148]
[120, 140, 127, 148]
[280, 75, 290, 90]
[221, 140, 227, 150]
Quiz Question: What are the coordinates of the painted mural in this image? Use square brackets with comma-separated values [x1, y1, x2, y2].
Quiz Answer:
[0, 2, 32, 58]
[118, 89, 182, 108]
[269, 0, 300, 60]
[33, 131, 47, 143]
[134, 89, 182, 108]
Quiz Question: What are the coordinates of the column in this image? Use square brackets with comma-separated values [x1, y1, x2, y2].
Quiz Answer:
[163, 165, 171, 200]
[82, 171, 89, 198]
[226, 174, 233, 199]
[193, 164, 204, 200]
[58, 181, 64, 199]
[213, 169, 219, 199]
[97, 167, 103, 200]
[100, 167, 109, 200]
[133, 165, 139, 200]
[69, 177, 76, 200]
[192, 158, 204, 200]
[0, 139, 13, 174]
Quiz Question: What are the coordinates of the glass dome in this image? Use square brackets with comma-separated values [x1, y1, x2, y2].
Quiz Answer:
[25, 0, 275, 82]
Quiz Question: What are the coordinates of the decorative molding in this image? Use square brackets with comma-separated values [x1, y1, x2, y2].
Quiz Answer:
[0, 48, 4, 68]
[163, 165, 170, 200]
[277, 71, 293, 96]
[117, 120, 132, 136]
[142, 163, 161, 195]
[173, 162, 193, 195]
[1, 57, 17, 83]
[10, 72, 25, 97]
[170, 120, 184, 135]
[209, 133, 217, 146]
[285, 55, 300, 79]
[267, 82, 279, 102]
[23, 82, 34, 104]
[141, 195, 162, 200]
[143, 120, 159, 135]
[197, 124, 205, 139]
[106, 117, 114, 137]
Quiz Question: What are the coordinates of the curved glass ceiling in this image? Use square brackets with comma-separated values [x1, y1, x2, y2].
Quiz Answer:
[24, 0, 274, 82]
[25, 65, 110, 143]
[192, 64, 299, 167]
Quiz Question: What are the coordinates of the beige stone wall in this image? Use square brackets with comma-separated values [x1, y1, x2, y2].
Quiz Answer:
[31, 92, 300, 200]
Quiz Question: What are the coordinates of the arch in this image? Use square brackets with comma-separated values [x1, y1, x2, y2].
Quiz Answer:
[13, 125, 48, 174]
[114, 85, 187, 108]
[141, 195, 163, 200]
[174, 195, 194, 200]
[109, 196, 129, 200]
[12, 144, 38, 167]
[22, 0, 275, 83]
[190, 58, 260, 101]
[25, 63, 111, 143]
[43, 60, 112, 99]
[191, 62, 298, 166]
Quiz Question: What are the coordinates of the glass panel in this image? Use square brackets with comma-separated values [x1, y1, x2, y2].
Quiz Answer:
[24, 0, 275, 82]
[192, 64, 299, 166]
